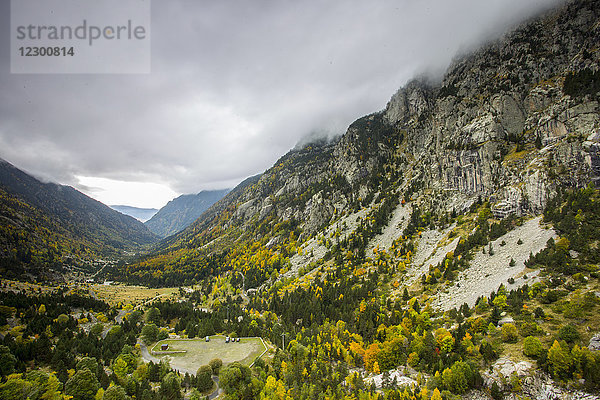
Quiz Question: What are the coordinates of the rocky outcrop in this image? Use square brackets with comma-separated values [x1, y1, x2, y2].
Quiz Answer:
[168, 0, 600, 259]
[589, 333, 600, 351]
[378, 0, 600, 219]
[483, 358, 600, 400]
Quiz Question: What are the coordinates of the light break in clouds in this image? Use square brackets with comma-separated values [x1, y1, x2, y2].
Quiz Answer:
[0, 0, 565, 208]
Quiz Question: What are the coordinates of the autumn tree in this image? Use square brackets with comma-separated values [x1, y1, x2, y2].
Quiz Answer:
[547, 340, 573, 379]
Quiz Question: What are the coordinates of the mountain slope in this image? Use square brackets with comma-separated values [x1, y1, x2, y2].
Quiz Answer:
[111, 205, 158, 222]
[100, 2, 600, 398]
[118, 0, 599, 291]
[144, 189, 229, 238]
[0, 159, 158, 278]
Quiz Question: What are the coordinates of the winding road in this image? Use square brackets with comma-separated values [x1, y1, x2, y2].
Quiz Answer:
[208, 376, 221, 400]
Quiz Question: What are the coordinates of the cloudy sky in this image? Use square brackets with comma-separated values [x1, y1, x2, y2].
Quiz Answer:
[0, 0, 563, 208]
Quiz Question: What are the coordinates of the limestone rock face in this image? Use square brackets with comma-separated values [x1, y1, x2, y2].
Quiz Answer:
[482, 358, 600, 400]
[375, 0, 600, 217]
[186, 0, 600, 245]
[384, 80, 433, 125]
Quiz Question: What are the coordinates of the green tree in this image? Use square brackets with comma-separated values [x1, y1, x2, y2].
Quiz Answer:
[0, 375, 34, 400]
[189, 388, 202, 400]
[493, 294, 507, 309]
[77, 357, 99, 375]
[65, 368, 100, 400]
[145, 307, 161, 325]
[127, 310, 143, 325]
[159, 372, 181, 400]
[402, 288, 410, 301]
[209, 358, 223, 375]
[196, 365, 213, 392]
[141, 324, 159, 344]
[442, 361, 474, 394]
[0, 345, 17, 376]
[26, 370, 63, 400]
[113, 353, 136, 378]
[558, 325, 580, 344]
[90, 324, 104, 337]
[158, 328, 169, 341]
[523, 336, 544, 358]
[103, 384, 127, 400]
[490, 381, 503, 400]
[220, 362, 252, 399]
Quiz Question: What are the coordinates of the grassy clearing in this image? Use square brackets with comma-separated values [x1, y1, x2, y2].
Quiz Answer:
[90, 284, 179, 307]
[151, 336, 267, 373]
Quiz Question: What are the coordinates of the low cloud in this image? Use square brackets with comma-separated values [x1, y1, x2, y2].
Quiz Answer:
[0, 0, 565, 206]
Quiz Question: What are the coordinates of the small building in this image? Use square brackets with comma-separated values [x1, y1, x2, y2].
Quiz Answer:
[236, 337, 240, 342]
[205, 336, 210, 342]
[161, 344, 169, 351]
[225, 336, 230, 343]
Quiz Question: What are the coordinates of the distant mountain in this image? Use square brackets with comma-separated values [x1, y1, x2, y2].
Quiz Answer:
[111, 205, 158, 222]
[0, 159, 158, 279]
[145, 189, 229, 238]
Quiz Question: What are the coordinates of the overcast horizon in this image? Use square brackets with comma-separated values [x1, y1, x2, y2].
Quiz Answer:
[0, 0, 565, 209]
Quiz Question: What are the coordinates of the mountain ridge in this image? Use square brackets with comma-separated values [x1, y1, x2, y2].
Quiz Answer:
[0, 159, 158, 279]
[144, 189, 230, 238]
[117, 0, 599, 292]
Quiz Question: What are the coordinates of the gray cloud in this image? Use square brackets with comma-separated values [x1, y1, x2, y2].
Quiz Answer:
[0, 0, 565, 203]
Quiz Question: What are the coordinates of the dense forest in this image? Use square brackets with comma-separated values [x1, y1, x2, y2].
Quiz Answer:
[2, 0, 600, 399]
[2, 186, 600, 400]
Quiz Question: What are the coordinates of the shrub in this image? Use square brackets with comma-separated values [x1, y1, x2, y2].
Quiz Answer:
[442, 361, 475, 394]
[558, 325, 580, 344]
[523, 336, 544, 358]
[501, 323, 518, 343]
[518, 322, 543, 337]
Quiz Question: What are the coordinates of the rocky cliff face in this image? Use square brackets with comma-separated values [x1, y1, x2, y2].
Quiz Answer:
[145, 189, 229, 238]
[208, 0, 599, 244]
[144, 0, 599, 269]
[382, 0, 600, 218]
